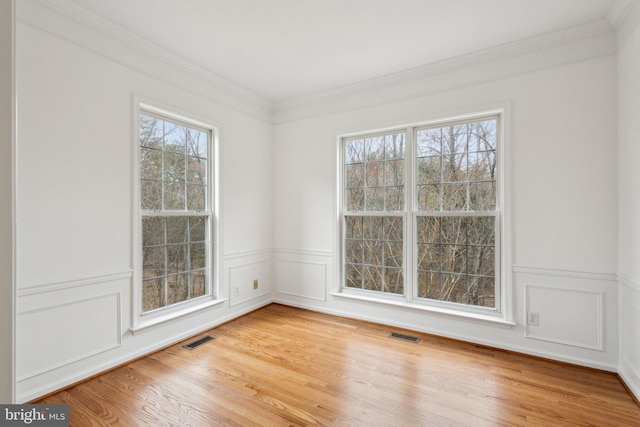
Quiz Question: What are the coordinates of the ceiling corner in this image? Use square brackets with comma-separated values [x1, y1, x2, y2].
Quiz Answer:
[608, 0, 638, 29]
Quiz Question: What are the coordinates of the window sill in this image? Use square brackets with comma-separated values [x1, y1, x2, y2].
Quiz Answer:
[130, 298, 227, 335]
[330, 292, 515, 328]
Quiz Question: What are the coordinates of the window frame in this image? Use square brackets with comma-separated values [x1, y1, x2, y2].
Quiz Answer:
[132, 101, 222, 331]
[341, 129, 408, 300]
[337, 108, 512, 323]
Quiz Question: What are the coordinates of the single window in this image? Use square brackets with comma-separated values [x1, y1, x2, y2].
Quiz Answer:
[343, 132, 406, 295]
[139, 111, 213, 313]
[340, 113, 502, 313]
[415, 118, 498, 308]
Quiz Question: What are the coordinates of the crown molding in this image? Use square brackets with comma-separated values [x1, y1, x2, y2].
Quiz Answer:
[17, 0, 273, 123]
[18, 0, 621, 125]
[611, 0, 640, 45]
[273, 19, 617, 123]
[608, 0, 637, 29]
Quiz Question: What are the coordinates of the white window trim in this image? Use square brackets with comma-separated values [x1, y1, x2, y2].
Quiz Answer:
[335, 106, 513, 325]
[131, 98, 223, 332]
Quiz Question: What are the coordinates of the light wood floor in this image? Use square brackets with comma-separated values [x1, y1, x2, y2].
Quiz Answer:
[36, 303, 640, 426]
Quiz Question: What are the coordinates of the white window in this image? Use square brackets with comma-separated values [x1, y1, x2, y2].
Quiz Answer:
[340, 112, 505, 316]
[343, 131, 406, 295]
[138, 109, 214, 314]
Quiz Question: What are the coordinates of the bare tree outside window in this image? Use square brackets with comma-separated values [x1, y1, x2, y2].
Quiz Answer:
[344, 132, 405, 295]
[341, 115, 500, 310]
[416, 118, 497, 308]
[140, 112, 211, 313]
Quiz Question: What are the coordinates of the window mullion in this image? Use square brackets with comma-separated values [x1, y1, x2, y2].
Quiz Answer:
[405, 126, 414, 303]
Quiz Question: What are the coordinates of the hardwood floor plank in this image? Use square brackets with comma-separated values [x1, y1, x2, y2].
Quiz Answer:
[34, 304, 640, 426]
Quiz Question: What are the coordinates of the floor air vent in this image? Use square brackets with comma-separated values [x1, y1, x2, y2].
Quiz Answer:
[183, 335, 215, 350]
[389, 332, 420, 343]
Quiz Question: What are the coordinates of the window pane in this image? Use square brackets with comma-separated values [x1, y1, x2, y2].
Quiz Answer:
[191, 270, 207, 298]
[164, 153, 185, 183]
[442, 182, 467, 211]
[166, 217, 189, 244]
[417, 215, 495, 307]
[345, 240, 363, 264]
[384, 268, 403, 294]
[385, 186, 403, 211]
[189, 216, 207, 242]
[140, 148, 162, 180]
[187, 184, 206, 211]
[363, 266, 382, 291]
[143, 278, 165, 312]
[472, 276, 495, 307]
[365, 217, 383, 240]
[345, 139, 364, 164]
[165, 122, 186, 154]
[363, 240, 382, 265]
[416, 118, 496, 214]
[140, 115, 163, 149]
[345, 216, 363, 239]
[187, 129, 207, 158]
[441, 273, 467, 303]
[416, 128, 442, 157]
[384, 160, 404, 186]
[142, 217, 165, 246]
[469, 181, 495, 211]
[345, 188, 364, 211]
[417, 184, 439, 211]
[142, 215, 211, 313]
[345, 164, 364, 188]
[343, 214, 404, 296]
[167, 273, 189, 305]
[365, 162, 384, 187]
[418, 271, 441, 300]
[187, 156, 207, 185]
[365, 137, 384, 162]
[467, 216, 495, 245]
[142, 246, 165, 278]
[384, 241, 402, 267]
[166, 244, 188, 275]
[365, 187, 384, 211]
[164, 182, 185, 210]
[441, 244, 466, 275]
[190, 242, 206, 270]
[417, 243, 440, 271]
[416, 157, 440, 185]
[417, 216, 439, 243]
[141, 180, 162, 210]
[383, 217, 402, 241]
[345, 264, 362, 288]
[384, 134, 405, 160]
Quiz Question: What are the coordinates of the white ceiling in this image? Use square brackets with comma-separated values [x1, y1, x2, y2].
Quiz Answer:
[67, 0, 622, 103]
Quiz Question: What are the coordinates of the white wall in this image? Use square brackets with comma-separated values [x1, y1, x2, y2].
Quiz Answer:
[273, 53, 620, 371]
[14, 0, 638, 404]
[617, 3, 640, 401]
[15, 21, 273, 401]
[0, 0, 15, 404]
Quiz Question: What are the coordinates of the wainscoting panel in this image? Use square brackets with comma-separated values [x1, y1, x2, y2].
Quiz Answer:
[224, 250, 272, 307]
[229, 260, 271, 306]
[524, 284, 602, 350]
[274, 249, 332, 302]
[17, 291, 121, 381]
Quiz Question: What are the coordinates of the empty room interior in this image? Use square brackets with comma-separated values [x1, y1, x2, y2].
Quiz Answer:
[2, 0, 640, 424]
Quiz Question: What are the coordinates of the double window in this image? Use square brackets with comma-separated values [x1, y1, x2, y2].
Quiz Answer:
[341, 112, 503, 314]
[138, 109, 214, 314]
